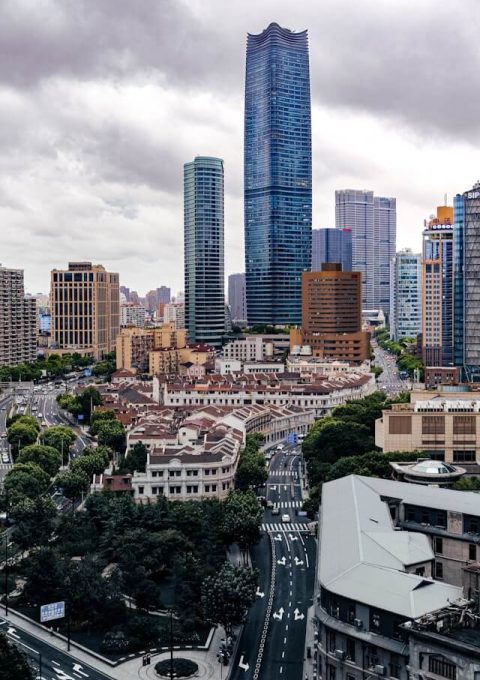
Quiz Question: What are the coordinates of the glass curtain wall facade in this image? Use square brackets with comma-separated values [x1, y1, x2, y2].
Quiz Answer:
[184, 157, 225, 347]
[244, 22, 312, 326]
[389, 249, 421, 341]
[335, 190, 396, 313]
[311, 228, 352, 272]
[461, 183, 480, 381]
[453, 194, 465, 372]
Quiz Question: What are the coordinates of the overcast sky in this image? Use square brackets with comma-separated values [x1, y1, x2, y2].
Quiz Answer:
[1, 0, 479, 296]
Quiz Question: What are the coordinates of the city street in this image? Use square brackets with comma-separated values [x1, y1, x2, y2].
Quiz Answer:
[230, 444, 315, 680]
[372, 339, 409, 396]
[0, 616, 113, 680]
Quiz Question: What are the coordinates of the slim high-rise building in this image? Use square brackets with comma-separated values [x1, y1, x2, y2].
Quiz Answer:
[458, 182, 480, 381]
[0, 267, 37, 367]
[244, 23, 312, 326]
[50, 262, 119, 359]
[228, 273, 247, 324]
[311, 228, 352, 272]
[184, 156, 225, 347]
[454, 194, 465, 371]
[390, 249, 422, 342]
[421, 206, 454, 367]
[157, 286, 171, 305]
[335, 190, 396, 312]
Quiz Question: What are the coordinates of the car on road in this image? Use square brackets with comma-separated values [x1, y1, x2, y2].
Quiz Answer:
[281, 514, 290, 523]
[266, 499, 274, 509]
[38, 413, 43, 418]
[271, 505, 280, 516]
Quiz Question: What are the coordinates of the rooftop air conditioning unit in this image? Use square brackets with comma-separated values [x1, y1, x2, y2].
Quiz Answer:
[335, 649, 346, 661]
[374, 665, 386, 676]
[353, 618, 363, 628]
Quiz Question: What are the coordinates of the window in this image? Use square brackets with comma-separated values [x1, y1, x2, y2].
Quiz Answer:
[346, 637, 355, 662]
[435, 537, 443, 554]
[138, 486, 144, 495]
[453, 450, 476, 462]
[435, 561, 444, 579]
[415, 567, 425, 576]
[453, 415, 476, 435]
[326, 629, 336, 652]
[366, 645, 379, 668]
[390, 653, 401, 679]
[388, 415, 412, 434]
[371, 611, 380, 629]
[169, 486, 181, 494]
[347, 603, 356, 623]
[469, 544, 476, 561]
[422, 415, 445, 435]
[429, 656, 456, 680]
[186, 485, 198, 494]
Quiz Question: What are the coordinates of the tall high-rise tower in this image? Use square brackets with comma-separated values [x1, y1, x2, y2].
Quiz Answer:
[311, 228, 352, 272]
[458, 182, 480, 381]
[0, 266, 37, 367]
[184, 156, 225, 347]
[244, 23, 312, 326]
[335, 190, 396, 312]
[390, 248, 422, 342]
[421, 206, 454, 367]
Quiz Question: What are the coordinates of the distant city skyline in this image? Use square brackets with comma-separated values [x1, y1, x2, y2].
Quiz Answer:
[1, 1, 479, 295]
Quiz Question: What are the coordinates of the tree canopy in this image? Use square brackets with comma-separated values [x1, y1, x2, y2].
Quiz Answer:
[201, 562, 257, 636]
[17, 444, 62, 477]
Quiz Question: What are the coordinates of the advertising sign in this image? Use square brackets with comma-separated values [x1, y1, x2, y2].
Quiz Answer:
[40, 601, 65, 623]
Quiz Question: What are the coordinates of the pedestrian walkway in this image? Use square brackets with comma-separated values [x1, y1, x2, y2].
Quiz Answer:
[269, 470, 299, 477]
[261, 522, 309, 533]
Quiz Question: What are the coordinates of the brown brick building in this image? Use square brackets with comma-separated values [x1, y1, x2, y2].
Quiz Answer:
[290, 263, 370, 362]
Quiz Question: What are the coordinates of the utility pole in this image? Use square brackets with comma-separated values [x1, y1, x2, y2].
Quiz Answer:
[170, 609, 174, 680]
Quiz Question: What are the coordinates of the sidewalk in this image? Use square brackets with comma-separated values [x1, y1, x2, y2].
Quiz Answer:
[302, 604, 318, 680]
[2, 605, 231, 680]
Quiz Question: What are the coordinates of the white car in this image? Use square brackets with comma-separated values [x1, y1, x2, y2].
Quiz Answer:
[281, 514, 290, 523]
[38, 413, 43, 419]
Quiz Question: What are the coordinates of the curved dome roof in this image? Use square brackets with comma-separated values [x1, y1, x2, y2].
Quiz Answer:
[411, 460, 457, 475]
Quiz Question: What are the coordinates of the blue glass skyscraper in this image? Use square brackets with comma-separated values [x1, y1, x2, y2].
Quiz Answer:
[184, 157, 225, 347]
[244, 23, 312, 326]
[312, 228, 352, 272]
[453, 193, 465, 372]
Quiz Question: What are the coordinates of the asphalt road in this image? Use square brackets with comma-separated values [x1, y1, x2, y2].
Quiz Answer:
[372, 340, 410, 396]
[0, 616, 112, 680]
[230, 444, 315, 680]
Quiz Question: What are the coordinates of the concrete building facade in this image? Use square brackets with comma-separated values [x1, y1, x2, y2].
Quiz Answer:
[50, 262, 119, 360]
[290, 264, 370, 363]
[120, 302, 146, 328]
[228, 273, 247, 324]
[0, 266, 37, 367]
[422, 206, 454, 367]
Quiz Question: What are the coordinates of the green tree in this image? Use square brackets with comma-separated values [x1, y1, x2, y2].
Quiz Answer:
[40, 426, 77, 464]
[7, 414, 40, 432]
[235, 435, 268, 491]
[453, 477, 480, 491]
[17, 444, 62, 477]
[96, 420, 126, 453]
[201, 562, 258, 636]
[120, 442, 147, 473]
[55, 469, 90, 501]
[11, 496, 57, 549]
[0, 632, 34, 680]
[4, 463, 51, 505]
[7, 422, 38, 454]
[221, 490, 262, 561]
[71, 452, 109, 478]
[77, 387, 102, 422]
[90, 409, 117, 435]
[23, 547, 66, 606]
[303, 419, 373, 465]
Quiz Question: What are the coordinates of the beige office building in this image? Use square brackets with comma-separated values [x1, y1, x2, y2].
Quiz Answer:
[0, 266, 37, 367]
[375, 390, 480, 467]
[51, 262, 119, 360]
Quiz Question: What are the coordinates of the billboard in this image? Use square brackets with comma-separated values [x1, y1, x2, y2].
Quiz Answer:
[40, 601, 65, 623]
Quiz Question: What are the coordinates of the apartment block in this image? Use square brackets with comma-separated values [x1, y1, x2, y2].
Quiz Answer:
[390, 248, 422, 341]
[116, 328, 154, 373]
[50, 262, 119, 360]
[120, 302, 146, 328]
[0, 266, 37, 367]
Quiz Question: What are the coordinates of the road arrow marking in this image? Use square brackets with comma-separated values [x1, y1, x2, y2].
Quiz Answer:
[277, 556, 287, 566]
[239, 655, 250, 671]
[72, 664, 88, 677]
[256, 587, 265, 598]
[294, 608, 305, 621]
[294, 556, 304, 566]
[53, 669, 75, 680]
[283, 485, 288, 490]
[272, 607, 285, 620]
[288, 534, 298, 541]
[271, 485, 276, 491]
[7, 626, 20, 639]
[273, 534, 282, 542]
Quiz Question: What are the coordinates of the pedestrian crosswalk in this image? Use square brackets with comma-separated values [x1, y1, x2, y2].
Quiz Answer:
[271, 500, 302, 509]
[0, 463, 11, 471]
[262, 523, 309, 533]
[269, 470, 298, 477]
